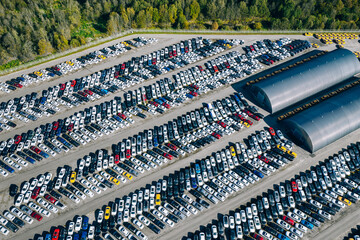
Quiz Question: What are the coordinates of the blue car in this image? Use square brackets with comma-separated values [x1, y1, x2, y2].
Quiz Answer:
[191, 178, 197, 188]
[25, 156, 36, 164]
[186, 93, 194, 99]
[5, 165, 14, 173]
[56, 128, 62, 136]
[101, 89, 108, 94]
[195, 164, 201, 174]
[39, 151, 49, 159]
[154, 99, 163, 104]
[44, 233, 51, 240]
[40, 97, 47, 104]
[153, 137, 159, 147]
[253, 170, 264, 178]
[82, 216, 89, 230]
[80, 230, 87, 240]
[301, 219, 314, 229]
[73, 233, 80, 240]
[277, 233, 290, 240]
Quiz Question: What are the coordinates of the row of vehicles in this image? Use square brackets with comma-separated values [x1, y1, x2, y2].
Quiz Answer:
[0, 38, 156, 93]
[32, 125, 295, 240]
[0, 44, 261, 175]
[5, 91, 262, 238]
[0, 37, 237, 134]
[189, 142, 360, 240]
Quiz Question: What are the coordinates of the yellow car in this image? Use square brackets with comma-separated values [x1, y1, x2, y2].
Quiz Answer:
[229, 146, 236, 157]
[104, 206, 111, 220]
[34, 71, 43, 76]
[276, 145, 287, 152]
[109, 177, 120, 185]
[242, 121, 250, 128]
[287, 150, 297, 158]
[125, 173, 133, 180]
[66, 61, 74, 66]
[98, 55, 106, 60]
[338, 196, 352, 206]
[312, 43, 319, 48]
[155, 193, 161, 205]
[70, 171, 77, 183]
[304, 32, 313, 36]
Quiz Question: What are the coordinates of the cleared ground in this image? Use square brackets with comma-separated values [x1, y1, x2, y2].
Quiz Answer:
[0, 33, 359, 240]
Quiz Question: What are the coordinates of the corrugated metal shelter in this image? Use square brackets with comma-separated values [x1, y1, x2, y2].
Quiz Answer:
[284, 85, 360, 153]
[250, 49, 360, 113]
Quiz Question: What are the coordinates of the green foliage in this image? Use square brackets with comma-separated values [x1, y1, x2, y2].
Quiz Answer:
[1, 0, 360, 70]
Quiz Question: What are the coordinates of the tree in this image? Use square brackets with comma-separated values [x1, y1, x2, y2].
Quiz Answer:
[212, 21, 219, 30]
[152, 8, 160, 23]
[169, 4, 178, 24]
[190, 0, 200, 20]
[70, 38, 81, 48]
[38, 39, 53, 55]
[254, 22, 262, 30]
[53, 32, 69, 51]
[177, 11, 189, 29]
[136, 10, 146, 28]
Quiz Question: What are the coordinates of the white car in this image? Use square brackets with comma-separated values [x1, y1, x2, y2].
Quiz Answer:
[75, 216, 82, 231]
[132, 218, 144, 229]
[97, 210, 104, 223]
[15, 194, 24, 206]
[163, 217, 175, 227]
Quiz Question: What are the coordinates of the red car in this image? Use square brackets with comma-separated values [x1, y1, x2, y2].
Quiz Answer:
[163, 153, 173, 160]
[268, 127, 276, 136]
[44, 194, 57, 204]
[283, 216, 295, 225]
[84, 89, 93, 95]
[114, 155, 120, 164]
[149, 101, 159, 107]
[60, 83, 66, 90]
[258, 155, 269, 163]
[217, 120, 227, 128]
[253, 234, 264, 240]
[14, 135, 22, 144]
[118, 113, 127, 120]
[189, 91, 198, 97]
[197, 66, 204, 72]
[291, 181, 298, 192]
[234, 113, 245, 121]
[31, 211, 43, 221]
[162, 103, 171, 109]
[67, 123, 74, 132]
[211, 132, 221, 139]
[125, 149, 131, 159]
[52, 228, 60, 240]
[52, 122, 59, 131]
[31, 187, 40, 199]
[190, 84, 199, 90]
[78, 91, 87, 97]
[250, 115, 261, 121]
[244, 119, 253, 125]
[14, 83, 23, 88]
[30, 146, 41, 154]
[121, 63, 126, 70]
[166, 143, 177, 151]
[213, 66, 219, 72]
[70, 80, 76, 87]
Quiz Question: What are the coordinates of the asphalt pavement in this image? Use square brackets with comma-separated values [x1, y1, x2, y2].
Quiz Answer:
[1, 33, 359, 240]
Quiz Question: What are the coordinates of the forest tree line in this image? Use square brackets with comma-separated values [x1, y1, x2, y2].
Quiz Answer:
[0, 0, 359, 68]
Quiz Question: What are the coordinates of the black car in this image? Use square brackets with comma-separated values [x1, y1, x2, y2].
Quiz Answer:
[9, 184, 18, 197]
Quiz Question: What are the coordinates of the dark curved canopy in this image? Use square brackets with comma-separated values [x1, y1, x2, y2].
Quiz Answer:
[251, 48, 360, 113]
[284, 84, 360, 153]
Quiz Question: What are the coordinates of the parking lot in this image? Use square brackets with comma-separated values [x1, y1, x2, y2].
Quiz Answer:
[0, 33, 359, 240]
